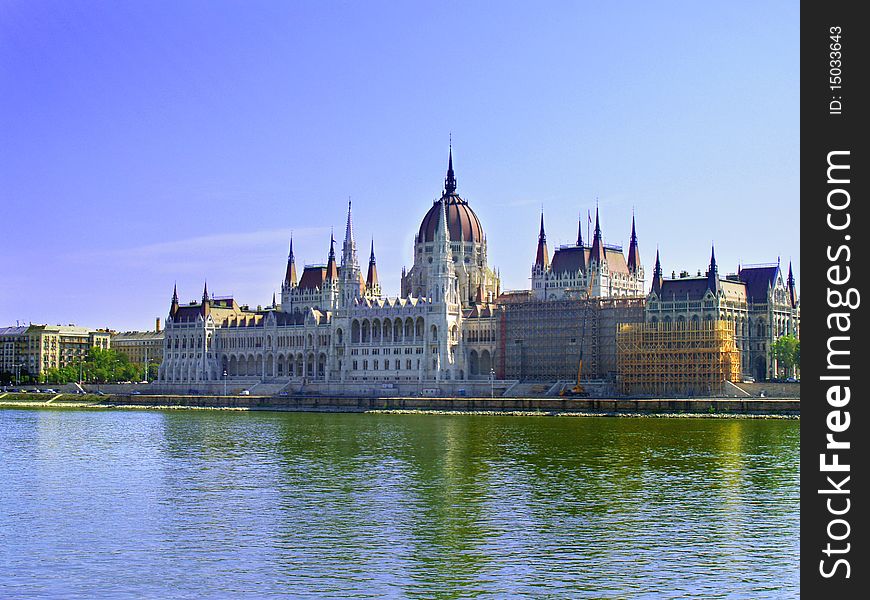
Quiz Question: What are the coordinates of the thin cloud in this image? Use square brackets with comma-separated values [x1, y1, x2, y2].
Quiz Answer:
[70, 227, 329, 264]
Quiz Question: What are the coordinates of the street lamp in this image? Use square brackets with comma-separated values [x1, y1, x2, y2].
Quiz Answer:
[490, 368, 495, 398]
[223, 369, 228, 396]
[143, 348, 149, 384]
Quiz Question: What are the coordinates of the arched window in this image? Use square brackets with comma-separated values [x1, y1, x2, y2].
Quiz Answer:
[351, 320, 360, 343]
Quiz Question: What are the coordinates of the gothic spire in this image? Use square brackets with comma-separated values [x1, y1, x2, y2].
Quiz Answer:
[325, 232, 338, 280]
[344, 198, 354, 247]
[589, 206, 606, 265]
[787, 261, 797, 307]
[627, 213, 641, 273]
[535, 212, 549, 270]
[707, 243, 720, 293]
[170, 283, 179, 316]
[651, 249, 663, 295]
[366, 239, 379, 291]
[285, 235, 298, 288]
[202, 280, 209, 304]
[577, 212, 584, 247]
[444, 141, 457, 195]
[341, 198, 358, 272]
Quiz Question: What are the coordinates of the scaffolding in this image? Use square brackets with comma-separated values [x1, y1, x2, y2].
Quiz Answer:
[500, 296, 645, 381]
[616, 320, 741, 396]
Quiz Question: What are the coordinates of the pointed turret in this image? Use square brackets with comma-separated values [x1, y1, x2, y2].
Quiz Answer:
[284, 236, 297, 288]
[340, 199, 359, 270]
[444, 143, 457, 195]
[627, 214, 641, 273]
[589, 207, 606, 265]
[271, 292, 277, 309]
[428, 195, 456, 303]
[706, 244, 720, 293]
[435, 192, 452, 251]
[366, 240, 379, 291]
[325, 233, 338, 281]
[787, 261, 797, 307]
[170, 283, 179, 316]
[201, 280, 210, 316]
[338, 199, 362, 306]
[534, 212, 550, 270]
[651, 249, 663, 295]
[577, 212, 584, 247]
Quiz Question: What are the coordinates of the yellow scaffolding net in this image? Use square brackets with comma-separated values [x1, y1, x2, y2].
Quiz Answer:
[616, 320, 741, 396]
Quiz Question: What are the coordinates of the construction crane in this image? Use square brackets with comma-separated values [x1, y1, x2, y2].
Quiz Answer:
[561, 270, 595, 396]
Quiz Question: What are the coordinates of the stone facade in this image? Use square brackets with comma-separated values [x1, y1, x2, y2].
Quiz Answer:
[159, 150, 494, 385]
[645, 248, 800, 380]
[531, 210, 645, 300]
[1, 324, 111, 378]
[112, 328, 164, 368]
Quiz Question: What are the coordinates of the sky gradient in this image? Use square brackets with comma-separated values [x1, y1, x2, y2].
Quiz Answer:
[0, 1, 799, 331]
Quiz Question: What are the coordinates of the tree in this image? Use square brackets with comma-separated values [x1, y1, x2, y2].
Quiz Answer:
[771, 335, 799, 378]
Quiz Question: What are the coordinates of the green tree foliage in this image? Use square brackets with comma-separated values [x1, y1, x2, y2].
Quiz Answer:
[35, 348, 153, 384]
[771, 335, 799, 377]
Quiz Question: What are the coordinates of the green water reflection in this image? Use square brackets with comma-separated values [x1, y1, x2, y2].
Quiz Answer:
[0, 409, 799, 598]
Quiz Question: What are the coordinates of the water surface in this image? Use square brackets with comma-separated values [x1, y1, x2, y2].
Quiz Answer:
[0, 409, 799, 598]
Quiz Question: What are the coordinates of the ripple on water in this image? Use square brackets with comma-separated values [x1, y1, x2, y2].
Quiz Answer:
[0, 409, 799, 598]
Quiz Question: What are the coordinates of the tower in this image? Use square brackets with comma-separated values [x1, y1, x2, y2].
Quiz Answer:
[651, 249, 663, 295]
[284, 236, 297, 289]
[366, 240, 381, 298]
[170, 283, 179, 318]
[787, 261, 797, 308]
[534, 212, 550, 271]
[588, 207, 608, 296]
[706, 244, 720, 294]
[428, 197, 458, 305]
[338, 200, 361, 308]
[627, 214, 641, 274]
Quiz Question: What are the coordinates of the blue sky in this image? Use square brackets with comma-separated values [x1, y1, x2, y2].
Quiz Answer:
[0, 1, 799, 331]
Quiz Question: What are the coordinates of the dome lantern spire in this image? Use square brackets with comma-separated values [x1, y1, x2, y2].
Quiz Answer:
[444, 138, 457, 195]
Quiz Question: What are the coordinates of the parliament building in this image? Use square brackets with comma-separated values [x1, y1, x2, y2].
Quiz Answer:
[157, 146, 798, 390]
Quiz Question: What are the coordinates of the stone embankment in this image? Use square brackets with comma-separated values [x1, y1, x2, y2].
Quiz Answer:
[1, 392, 799, 417]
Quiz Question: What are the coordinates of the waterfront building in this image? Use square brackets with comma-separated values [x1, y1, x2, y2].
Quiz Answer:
[499, 293, 646, 382]
[156, 145, 798, 389]
[531, 210, 645, 300]
[401, 147, 501, 306]
[0, 326, 28, 379]
[617, 319, 742, 396]
[159, 148, 497, 385]
[645, 247, 800, 380]
[111, 319, 164, 368]
[0, 324, 111, 378]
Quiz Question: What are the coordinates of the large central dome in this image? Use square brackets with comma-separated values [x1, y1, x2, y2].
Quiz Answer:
[418, 194, 484, 244]
[417, 147, 484, 244]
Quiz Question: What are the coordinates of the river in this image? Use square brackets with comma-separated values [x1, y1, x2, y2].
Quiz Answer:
[0, 408, 799, 598]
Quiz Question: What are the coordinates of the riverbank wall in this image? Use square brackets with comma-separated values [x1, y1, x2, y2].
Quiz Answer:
[1, 392, 799, 415]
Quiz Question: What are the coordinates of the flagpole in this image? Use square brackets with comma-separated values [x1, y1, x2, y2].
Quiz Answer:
[587, 209, 591, 247]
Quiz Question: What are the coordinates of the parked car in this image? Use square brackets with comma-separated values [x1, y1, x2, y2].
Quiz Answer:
[278, 391, 289, 397]
[785, 377, 798, 383]
[43, 389, 57, 394]
[96, 391, 106, 396]
[240, 390, 251, 396]
[131, 390, 142, 395]
[741, 377, 755, 384]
